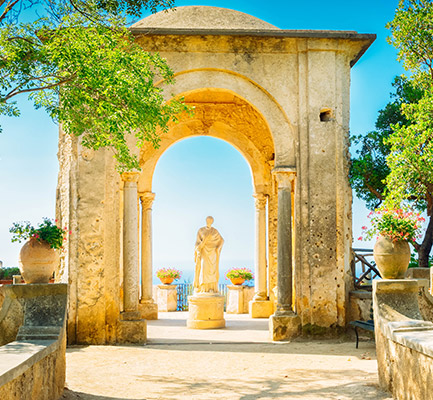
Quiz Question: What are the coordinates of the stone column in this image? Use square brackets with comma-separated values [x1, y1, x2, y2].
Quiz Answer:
[269, 167, 301, 341]
[118, 172, 146, 344]
[138, 192, 158, 320]
[249, 193, 273, 318]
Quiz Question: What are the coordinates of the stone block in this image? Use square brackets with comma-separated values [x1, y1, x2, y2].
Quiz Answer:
[138, 301, 158, 320]
[249, 299, 273, 318]
[117, 318, 146, 344]
[269, 312, 301, 341]
[406, 267, 430, 281]
[156, 285, 177, 312]
[187, 294, 225, 329]
[226, 285, 255, 314]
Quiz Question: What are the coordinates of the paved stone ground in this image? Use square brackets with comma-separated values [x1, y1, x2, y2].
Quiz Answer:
[62, 313, 391, 400]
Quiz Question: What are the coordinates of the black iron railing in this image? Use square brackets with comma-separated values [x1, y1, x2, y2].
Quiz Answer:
[176, 283, 228, 311]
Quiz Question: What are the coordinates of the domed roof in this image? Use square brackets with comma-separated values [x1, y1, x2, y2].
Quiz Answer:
[131, 6, 279, 31]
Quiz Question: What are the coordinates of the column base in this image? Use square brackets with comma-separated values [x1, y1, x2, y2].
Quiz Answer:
[249, 300, 274, 318]
[187, 294, 225, 329]
[269, 312, 301, 341]
[138, 300, 158, 320]
[117, 316, 147, 344]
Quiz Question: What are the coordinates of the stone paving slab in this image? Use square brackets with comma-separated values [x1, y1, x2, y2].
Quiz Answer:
[62, 312, 391, 400]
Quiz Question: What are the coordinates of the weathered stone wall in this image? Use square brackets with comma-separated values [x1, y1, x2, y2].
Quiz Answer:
[0, 285, 24, 346]
[57, 130, 122, 344]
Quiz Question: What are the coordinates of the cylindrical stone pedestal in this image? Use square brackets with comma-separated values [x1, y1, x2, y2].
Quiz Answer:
[187, 294, 225, 329]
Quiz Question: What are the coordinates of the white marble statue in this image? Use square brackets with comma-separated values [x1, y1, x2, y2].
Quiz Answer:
[193, 216, 224, 294]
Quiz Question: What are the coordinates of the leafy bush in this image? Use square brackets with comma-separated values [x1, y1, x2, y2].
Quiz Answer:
[0, 267, 20, 280]
[225, 268, 254, 281]
[10, 218, 68, 250]
[156, 268, 182, 280]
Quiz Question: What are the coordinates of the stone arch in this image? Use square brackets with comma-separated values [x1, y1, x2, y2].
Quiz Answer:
[155, 68, 296, 166]
[138, 87, 277, 195]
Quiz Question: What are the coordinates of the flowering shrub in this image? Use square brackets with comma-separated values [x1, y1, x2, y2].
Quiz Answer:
[156, 268, 181, 280]
[225, 268, 254, 281]
[360, 208, 424, 243]
[10, 218, 68, 250]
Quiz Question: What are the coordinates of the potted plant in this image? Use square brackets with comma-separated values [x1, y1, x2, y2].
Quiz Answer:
[361, 208, 423, 279]
[225, 268, 254, 285]
[10, 218, 68, 283]
[156, 268, 182, 285]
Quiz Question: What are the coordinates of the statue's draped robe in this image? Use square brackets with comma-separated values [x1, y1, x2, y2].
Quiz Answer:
[194, 226, 224, 293]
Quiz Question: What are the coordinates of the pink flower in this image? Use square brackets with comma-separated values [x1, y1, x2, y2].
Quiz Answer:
[361, 226, 367, 230]
[358, 236, 362, 241]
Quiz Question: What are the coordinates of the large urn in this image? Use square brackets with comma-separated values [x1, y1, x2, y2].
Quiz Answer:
[373, 235, 411, 279]
[19, 238, 59, 283]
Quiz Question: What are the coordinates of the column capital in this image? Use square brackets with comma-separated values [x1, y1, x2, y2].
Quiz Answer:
[139, 192, 155, 210]
[253, 193, 267, 210]
[121, 171, 140, 183]
[272, 166, 296, 189]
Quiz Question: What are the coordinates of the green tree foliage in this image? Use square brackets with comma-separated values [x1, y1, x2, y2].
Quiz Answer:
[385, 0, 433, 267]
[349, 76, 423, 210]
[0, 0, 187, 172]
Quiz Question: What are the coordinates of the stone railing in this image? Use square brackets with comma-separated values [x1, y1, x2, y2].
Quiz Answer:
[373, 279, 433, 400]
[0, 284, 67, 400]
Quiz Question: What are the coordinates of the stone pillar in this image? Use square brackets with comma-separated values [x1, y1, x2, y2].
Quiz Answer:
[117, 172, 146, 344]
[249, 193, 273, 318]
[269, 167, 301, 341]
[138, 192, 158, 320]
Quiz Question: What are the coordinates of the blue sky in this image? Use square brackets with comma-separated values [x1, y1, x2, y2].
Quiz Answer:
[0, 0, 404, 281]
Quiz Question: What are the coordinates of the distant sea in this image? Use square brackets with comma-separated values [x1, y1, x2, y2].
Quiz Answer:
[151, 258, 254, 286]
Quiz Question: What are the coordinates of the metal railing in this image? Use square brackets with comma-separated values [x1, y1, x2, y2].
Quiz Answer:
[351, 248, 381, 290]
[176, 283, 228, 311]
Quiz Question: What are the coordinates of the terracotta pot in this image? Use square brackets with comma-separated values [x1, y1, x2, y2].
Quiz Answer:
[19, 238, 59, 283]
[0, 280, 13, 285]
[160, 277, 174, 285]
[373, 235, 411, 279]
[230, 277, 245, 285]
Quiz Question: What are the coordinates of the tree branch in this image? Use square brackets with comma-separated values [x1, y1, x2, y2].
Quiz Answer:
[0, 0, 20, 23]
[4, 75, 76, 100]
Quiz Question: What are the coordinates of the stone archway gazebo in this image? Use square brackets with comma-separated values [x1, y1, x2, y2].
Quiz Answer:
[56, 6, 375, 344]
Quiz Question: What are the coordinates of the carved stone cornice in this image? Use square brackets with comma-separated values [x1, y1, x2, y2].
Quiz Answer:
[139, 192, 156, 210]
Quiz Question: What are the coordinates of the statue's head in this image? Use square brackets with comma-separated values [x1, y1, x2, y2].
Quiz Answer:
[206, 216, 214, 227]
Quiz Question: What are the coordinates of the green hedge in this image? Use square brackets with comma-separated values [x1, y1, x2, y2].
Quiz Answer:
[0, 267, 20, 280]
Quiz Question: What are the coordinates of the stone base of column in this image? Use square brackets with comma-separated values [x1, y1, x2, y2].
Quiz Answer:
[156, 285, 177, 312]
[187, 294, 225, 329]
[249, 300, 274, 318]
[138, 300, 158, 320]
[117, 314, 147, 344]
[269, 312, 301, 341]
[226, 285, 254, 314]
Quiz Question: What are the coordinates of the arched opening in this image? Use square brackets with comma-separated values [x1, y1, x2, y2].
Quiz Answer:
[152, 136, 255, 284]
[136, 88, 278, 333]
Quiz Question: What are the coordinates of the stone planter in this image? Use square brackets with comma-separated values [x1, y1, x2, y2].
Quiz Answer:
[19, 238, 59, 283]
[229, 277, 245, 285]
[373, 235, 411, 279]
